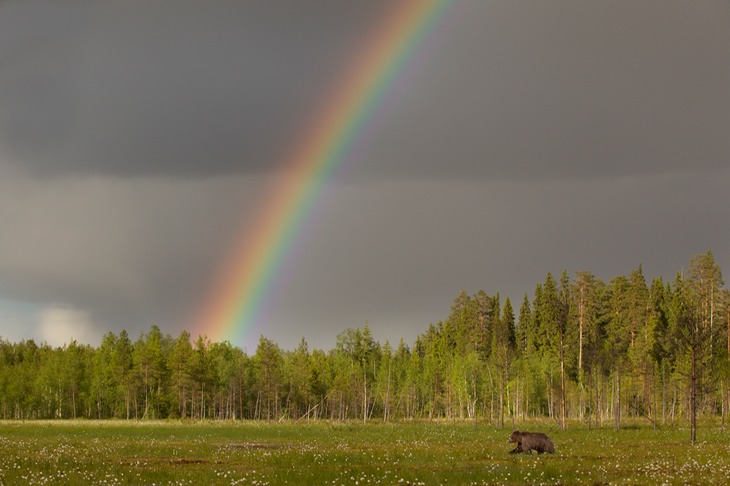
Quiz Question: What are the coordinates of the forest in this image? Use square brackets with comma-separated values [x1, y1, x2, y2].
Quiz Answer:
[1, 252, 728, 438]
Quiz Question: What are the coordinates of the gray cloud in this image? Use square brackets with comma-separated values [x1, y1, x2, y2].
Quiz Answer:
[248, 170, 730, 350]
[0, 171, 270, 337]
[0, 1, 388, 177]
[2, 1, 728, 181]
[354, 0, 730, 181]
[0, 1, 729, 350]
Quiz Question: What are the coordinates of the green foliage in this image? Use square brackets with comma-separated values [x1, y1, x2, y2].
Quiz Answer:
[0, 252, 728, 442]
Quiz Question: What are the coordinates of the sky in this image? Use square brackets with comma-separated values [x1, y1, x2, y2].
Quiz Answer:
[1, 0, 729, 352]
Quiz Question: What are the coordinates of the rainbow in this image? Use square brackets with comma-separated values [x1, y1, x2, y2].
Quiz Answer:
[194, 0, 449, 349]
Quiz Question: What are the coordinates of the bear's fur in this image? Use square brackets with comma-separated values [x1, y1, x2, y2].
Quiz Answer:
[509, 430, 555, 454]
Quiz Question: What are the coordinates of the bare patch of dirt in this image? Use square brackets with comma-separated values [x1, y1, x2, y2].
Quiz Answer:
[171, 458, 208, 465]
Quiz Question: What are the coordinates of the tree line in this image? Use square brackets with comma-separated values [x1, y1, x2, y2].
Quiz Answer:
[1, 252, 728, 437]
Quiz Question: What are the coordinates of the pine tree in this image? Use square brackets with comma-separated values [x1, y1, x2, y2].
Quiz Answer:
[539, 273, 562, 425]
[625, 266, 650, 422]
[688, 251, 724, 356]
[607, 275, 632, 430]
[287, 338, 313, 419]
[573, 271, 602, 422]
[91, 332, 117, 418]
[253, 336, 282, 421]
[113, 330, 134, 419]
[169, 331, 193, 418]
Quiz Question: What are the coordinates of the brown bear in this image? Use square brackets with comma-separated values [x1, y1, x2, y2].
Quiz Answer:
[509, 430, 555, 454]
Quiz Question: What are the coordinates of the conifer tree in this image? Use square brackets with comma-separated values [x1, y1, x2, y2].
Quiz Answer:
[113, 330, 134, 419]
[688, 251, 724, 356]
[169, 330, 193, 418]
[253, 336, 282, 421]
[607, 275, 631, 430]
[91, 332, 116, 418]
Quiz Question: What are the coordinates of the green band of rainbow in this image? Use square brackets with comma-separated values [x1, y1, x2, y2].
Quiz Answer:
[194, 0, 449, 348]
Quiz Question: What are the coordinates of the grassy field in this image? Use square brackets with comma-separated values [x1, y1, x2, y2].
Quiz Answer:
[0, 419, 729, 485]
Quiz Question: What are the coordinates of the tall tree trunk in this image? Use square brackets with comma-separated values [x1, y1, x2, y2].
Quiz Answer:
[560, 358, 566, 430]
[239, 376, 244, 421]
[578, 283, 584, 371]
[499, 370, 505, 429]
[547, 371, 553, 420]
[58, 381, 62, 418]
[473, 369, 479, 430]
[363, 368, 367, 424]
[385, 362, 392, 422]
[560, 333, 567, 431]
[614, 366, 621, 431]
[662, 361, 666, 425]
[144, 366, 149, 419]
[710, 283, 714, 354]
[525, 375, 529, 420]
[690, 346, 697, 444]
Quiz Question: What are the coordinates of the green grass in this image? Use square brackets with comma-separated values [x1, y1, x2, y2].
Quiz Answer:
[0, 419, 729, 485]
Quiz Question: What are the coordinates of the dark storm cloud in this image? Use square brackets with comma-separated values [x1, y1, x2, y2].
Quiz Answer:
[253, 170, 730, 350]
[1, 1, 729, 351]
[0, 171, 272, 338]
[0, 0, 388, 177]
[352, 1, 730, 180]
[2, 1, 728, 181]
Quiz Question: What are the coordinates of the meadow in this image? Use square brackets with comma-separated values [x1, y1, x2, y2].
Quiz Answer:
[0, 419, 728, 485]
